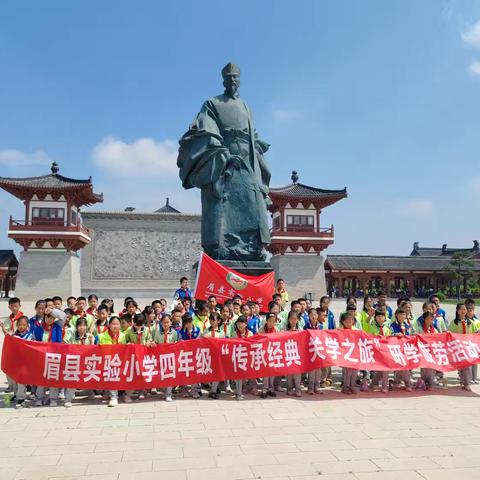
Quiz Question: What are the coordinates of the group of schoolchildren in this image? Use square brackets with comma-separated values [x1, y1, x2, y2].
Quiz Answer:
[0, 275, 478, 408]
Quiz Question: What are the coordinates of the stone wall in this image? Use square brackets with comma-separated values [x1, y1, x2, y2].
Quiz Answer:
[15, 250, 81, 300]
[80, 211, 201, 299]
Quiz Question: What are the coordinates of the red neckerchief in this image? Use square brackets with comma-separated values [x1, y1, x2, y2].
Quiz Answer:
[223, 322, 229, 336]
[97, 322, 109, 334]
[108, 329, 120, 344]
[78, 334, 87, 345]
[135, 327, 144, 344]
[236, 328, 248, 338]
[462, 319, 467, 334]
[9, 311, 23, 333]
[164, 329, 169, 344]
[86, 307, 97, 317]
[185, 327, 194, 339]
[74, 309, 86, 318]
[379, 325, 384, 336]
[265, 325, 276, 333]
[42, 321, 54, 342]
[423, 323, 435, 334]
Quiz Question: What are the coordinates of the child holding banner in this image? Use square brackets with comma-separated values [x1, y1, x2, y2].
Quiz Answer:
[369, 309, 392, 393]
[304, 308, 328, 394]
[390, 308, 413, 391]
[64, 318, 96, 407]
[98, 316, 126, 407]
[203, 313, 225, 399]
[284, 310, 303, 397]
[232, 316, 252, 400]
[0, 315, 32, 408]
[418, 311, 439, 390]
[260, 313, 278, 399]
[339, 312, 359, 394]
[153, 314, 180, 402]
[178, 314, 202, 399]
[448, 303, 476, 392]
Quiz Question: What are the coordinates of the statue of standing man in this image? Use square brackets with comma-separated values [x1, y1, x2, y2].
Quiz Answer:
[177, 63, 271, 262]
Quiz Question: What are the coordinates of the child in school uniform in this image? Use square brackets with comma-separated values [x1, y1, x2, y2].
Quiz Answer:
[63, 318, 96, 407]
[339, 312, 359, 394]
[231, 316, 253, 400]
[178, 314, 202, 398]
[283, 311, 303, 397]
[369, 309, 392, 393]
[319, 296, 336, 329]
[32, 307, 67, 406]
[202, 313, 225, 399]
[260, 313, 278, 398]
[219, 304, 232, 338]
[448, 303, 476, 392]
[98, 316, 127, 407]
[0, 315, 33, 408]
[359, 295, 375, 332]
[124, 313, 154, 402]
[417, 311, 440, 390]
[304, 308, 330, 394]
[192, 302, 210, 333]
[465, 299, 479, 383]
[153, 314, 180, 402]
[3, 297, 24, 336]
[390, 308, 413, 391]
[95, 304, 110, 336]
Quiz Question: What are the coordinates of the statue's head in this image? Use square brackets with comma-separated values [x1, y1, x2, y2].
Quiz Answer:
[222, 62, 240, 98]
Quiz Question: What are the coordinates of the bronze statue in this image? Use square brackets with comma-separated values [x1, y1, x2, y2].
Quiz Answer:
[177, 63, 271, 262]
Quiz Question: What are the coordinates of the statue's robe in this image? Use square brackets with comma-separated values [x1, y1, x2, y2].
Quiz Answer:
[178, 93, 271, 261]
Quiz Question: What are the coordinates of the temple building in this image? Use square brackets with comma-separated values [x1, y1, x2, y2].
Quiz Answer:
[0, 162, 103, 299]
[325, 241, 480, 298]
[268, 171, 347, 299]
[0, 250, 18, 297]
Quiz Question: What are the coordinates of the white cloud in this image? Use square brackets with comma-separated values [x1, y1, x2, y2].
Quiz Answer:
[404, 199, 434, 217]
[462, 20, 480, 49]
[0, 149, 52, 167]
[92, 136, 178, 176]
[273, 109, 302, 123]
[469, 59, 480, 76]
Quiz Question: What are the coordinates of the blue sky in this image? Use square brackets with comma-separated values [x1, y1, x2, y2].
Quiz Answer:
[0, 0, 479, 255]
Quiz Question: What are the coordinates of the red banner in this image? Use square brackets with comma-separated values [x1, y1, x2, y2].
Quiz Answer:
[193, 252, 274, 311]
[2, 331, 480, 390]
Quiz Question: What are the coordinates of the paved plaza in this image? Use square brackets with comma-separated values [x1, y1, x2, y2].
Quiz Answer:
[1, 300, 480, 480]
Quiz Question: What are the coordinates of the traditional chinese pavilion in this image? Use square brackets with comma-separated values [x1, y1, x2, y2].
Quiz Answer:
[0, 162, 103, 299]
[267, 171, 347, 299]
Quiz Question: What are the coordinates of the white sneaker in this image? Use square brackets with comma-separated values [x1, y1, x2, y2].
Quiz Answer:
[49, 399, 58, 407]
[165, 396, 173, 402]
[138, 393, 145, 400]
[64, 401, 72, 408]
[35, 399, 43, 407]
[123, 395, 133, 403]
[108, 398, 118, 407]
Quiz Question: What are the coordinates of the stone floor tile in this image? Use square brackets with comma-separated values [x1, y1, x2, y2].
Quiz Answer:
[186, 465, 254, 480]
[416, 467, 480, 480]
[86, 460, 153, 475]
[153, 456, 215, 471]
[354, 472, 426, 480]
[333, 448, 394, 461]
[312, 460, 379, 474]
[372, 457, 441, 471]
[251, 463, 318, 478]
[214, 453, 278, 467]
[120, 472, 186, 480]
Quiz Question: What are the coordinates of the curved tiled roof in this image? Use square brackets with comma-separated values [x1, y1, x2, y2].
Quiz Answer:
[0, 163, 103, 205]
[326, 255, 480, 272]
[270, 182, 347, 198]
[154, 198, 180, 214]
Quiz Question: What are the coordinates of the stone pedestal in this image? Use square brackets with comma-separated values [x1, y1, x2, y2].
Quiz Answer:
[15, 250, 81, 301]
[270, 254, 327, 301]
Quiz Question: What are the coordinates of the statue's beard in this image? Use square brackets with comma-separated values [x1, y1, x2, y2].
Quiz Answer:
[225, 84, 238, 97]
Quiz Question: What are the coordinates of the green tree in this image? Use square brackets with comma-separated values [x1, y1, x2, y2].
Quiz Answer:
[445, 253, 475, 300]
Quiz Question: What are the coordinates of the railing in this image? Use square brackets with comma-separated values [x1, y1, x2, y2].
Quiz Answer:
[270, 224, 334, 237]
[9, 217, 90, 236]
